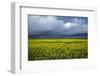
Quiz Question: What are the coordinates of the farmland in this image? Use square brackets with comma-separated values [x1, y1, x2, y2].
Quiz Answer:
[28, 38, 88, 60]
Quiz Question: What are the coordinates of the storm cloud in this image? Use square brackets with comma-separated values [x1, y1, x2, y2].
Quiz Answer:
[28, 15, 88, 37]
[28, 16, 64, 35]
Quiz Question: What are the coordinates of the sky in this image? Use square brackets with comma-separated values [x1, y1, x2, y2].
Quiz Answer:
[28, 15, 88, 38]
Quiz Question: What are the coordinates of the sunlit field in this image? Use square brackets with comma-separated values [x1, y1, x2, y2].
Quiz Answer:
[28, 38, 88, 61]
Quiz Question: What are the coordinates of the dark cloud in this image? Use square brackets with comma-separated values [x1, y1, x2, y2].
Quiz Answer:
[28, 16, 64, 35]
[28, 15, 88, 36]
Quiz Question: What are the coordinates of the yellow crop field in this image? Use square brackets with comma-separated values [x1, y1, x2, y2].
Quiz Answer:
[28, 38, 88, 60]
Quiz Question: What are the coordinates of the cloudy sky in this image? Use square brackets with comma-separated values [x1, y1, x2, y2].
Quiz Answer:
[28, 15, 88, 38]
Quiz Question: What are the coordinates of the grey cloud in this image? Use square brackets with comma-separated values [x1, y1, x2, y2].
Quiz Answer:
[28, 16, 88, 36]
[61, 25, 88, 35]
[28, 16, 64, 35]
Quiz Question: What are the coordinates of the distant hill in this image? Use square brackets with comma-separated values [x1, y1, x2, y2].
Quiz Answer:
[28, 33, 88, 38]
